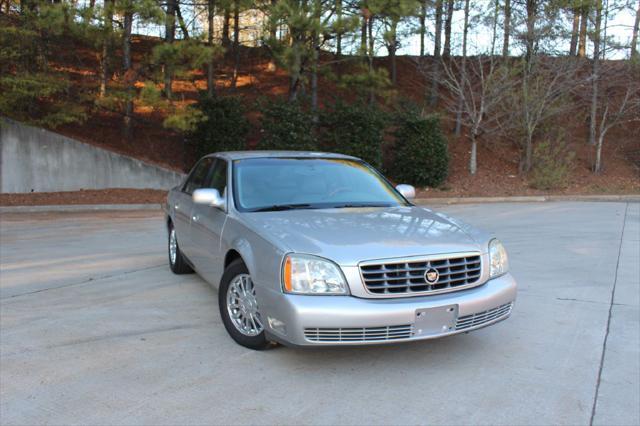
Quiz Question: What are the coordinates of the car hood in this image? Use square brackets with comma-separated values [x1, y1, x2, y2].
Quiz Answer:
[240, 206, 489, 266]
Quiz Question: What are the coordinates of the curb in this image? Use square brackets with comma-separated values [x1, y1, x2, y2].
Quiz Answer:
[414, 194, 640, 205]
[0, 204, 163, 214]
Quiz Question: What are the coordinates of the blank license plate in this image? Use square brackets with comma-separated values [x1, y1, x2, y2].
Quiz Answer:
[414, 305, 458, 336]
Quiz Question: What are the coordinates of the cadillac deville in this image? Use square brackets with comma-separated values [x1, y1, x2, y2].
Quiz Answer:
[165, 152, 516, 349]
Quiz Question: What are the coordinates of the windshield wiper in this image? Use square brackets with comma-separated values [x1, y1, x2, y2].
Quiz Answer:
[249, 203, 315, 212]
[330, 203, 393, 209]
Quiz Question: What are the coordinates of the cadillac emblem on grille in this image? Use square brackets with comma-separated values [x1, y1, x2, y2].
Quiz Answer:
[424, 268, 439, 284]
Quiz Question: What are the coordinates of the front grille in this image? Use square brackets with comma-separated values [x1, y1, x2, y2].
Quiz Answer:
[360, 255, 482, 295]
[455, 303, 513, 331]
[304, 325, 413, 342]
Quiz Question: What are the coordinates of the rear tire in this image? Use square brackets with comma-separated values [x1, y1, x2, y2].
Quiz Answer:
[219, 259, 270, 350]
[168, 223, 193, 274]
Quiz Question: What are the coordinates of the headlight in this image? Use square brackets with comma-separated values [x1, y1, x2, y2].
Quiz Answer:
[489, 239, 509, 278]
[282, 254, 349, 295]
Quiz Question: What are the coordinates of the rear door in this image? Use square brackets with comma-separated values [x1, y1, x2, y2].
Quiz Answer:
[174, 157, 215, 259]
[190, 158, 229, 285]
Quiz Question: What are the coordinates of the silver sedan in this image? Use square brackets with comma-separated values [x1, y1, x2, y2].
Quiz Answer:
[165, 151, 516, 349]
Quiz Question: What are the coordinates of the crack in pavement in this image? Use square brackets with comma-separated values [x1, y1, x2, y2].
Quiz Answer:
[555, 297, 636, 307]
[1, 264, 166, 300]
[589, 202, 629, 426]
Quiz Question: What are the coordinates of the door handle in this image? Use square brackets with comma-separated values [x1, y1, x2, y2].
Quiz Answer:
[175, 203, 180, 210]
[192, 215, 199, 222]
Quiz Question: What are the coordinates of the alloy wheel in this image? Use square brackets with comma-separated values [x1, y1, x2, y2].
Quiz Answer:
[169, 228, 177, 265]
[226, 274, 263, 336]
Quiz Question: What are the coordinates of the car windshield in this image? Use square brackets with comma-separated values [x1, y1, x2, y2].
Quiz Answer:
[232, 157, 409, 212]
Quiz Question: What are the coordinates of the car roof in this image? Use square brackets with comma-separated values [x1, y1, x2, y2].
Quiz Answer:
[207, 151, 360, 161]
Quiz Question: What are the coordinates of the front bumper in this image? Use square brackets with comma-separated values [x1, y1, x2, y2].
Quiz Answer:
[261, 273, 517, 346]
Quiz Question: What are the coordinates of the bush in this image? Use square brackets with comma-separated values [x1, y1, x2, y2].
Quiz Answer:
[390, 109, 449, 187]
[0, 14, 87, 128]
[259, 99, 318, 151]
[319, 100, 387, 168]
[529, 139, 575, 190]
[187, 94, 250, 158]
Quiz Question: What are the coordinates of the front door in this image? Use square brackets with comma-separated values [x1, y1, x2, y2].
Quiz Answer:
[177, 157, 215, 260]
[190, 158, 229, 286]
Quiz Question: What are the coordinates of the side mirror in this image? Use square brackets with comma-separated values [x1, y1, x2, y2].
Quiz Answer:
[396, 184, 416, 200]
[193, 188, 225, 210]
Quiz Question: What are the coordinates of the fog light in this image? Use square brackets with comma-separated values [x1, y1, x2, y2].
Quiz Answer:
[267, 316, 286, 335]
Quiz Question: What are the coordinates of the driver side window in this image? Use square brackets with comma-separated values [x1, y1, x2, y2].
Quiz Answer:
[183, 158, 214, 195]
[207, 159, 228, 196]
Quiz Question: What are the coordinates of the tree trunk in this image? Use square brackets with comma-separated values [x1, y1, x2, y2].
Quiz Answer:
[443, 0, 454, 59]
[368, 14, 374, 63]
[85, 0, 96, 22]
[269, 0, 277, 40]
[589, 0, 602, 148]
[455, 0, 470, 136]
[222, 8, 231, 46]
[578, 4, 588, 57]
[267, 0, 278, 72]
[595, 132, 604, 173]
[368, 15, 375, 105]
[502, 0, 511, 57]
[360, 16, 369, 56]
[632, 0, 639, 59]
[311, 0, 320, 114]
[523, 133, 533, 173]
[231, 0, 240, 89]
[569, 7, 579, 56]
[602, 0, 609, 59]
[288, 33, 302, 101]
[311, 43, 318, 113]
[429, 0, 443, 106]
[360, 14, 367, 55]
[470, 135, 477, 175]
[336, 0, 342, 58]
[123, 11, 133, 140]
[388, 20, 398, 84]
[524, 0, 536, 64]
[490, 0, 499, 56]
[164, 0, 176, 100]
[419, 1, 426, 57]
[207, 0, 215, 96]
[99, 0, 112, 98]
[176, 5, 190, 39]
[433, 0, 443, 57]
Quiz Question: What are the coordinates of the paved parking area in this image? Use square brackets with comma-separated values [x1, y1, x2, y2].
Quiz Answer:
[1, 202, 638, 425]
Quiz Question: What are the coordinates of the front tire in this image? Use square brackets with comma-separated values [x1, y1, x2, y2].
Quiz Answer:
[219, 259, 270, 350]
[168, 223, 193, 274]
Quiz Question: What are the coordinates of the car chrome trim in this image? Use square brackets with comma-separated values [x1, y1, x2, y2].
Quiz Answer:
[455, 302, 513, 330]
[300, 303, 514, 345]
[357, 252, 485, 298]
[304, 324, 414, 342]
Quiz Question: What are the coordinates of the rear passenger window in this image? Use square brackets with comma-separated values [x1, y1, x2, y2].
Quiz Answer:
[183, 158, 214, 195]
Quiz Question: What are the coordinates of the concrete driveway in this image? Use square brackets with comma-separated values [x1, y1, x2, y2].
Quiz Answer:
[1, 202, 638, 426]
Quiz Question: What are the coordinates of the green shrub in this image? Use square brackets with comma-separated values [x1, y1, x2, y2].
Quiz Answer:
[259, 99, 318, 150]
[529, 139, 575, 190]
[187, 94, 250, 157]
[319, 100, 387, 168]
[390, 109, 449, 187]
[0, 24, 86, 128]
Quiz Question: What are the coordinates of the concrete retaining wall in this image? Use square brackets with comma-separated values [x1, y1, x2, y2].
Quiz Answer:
[1, 118, 185, 193]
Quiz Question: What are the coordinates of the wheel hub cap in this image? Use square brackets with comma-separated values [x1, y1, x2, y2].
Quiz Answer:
[226, 274, 263, 337]
[169, 229, 177, 265]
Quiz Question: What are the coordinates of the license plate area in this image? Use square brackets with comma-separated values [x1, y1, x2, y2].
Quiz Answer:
[414, 305, 458, 337]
